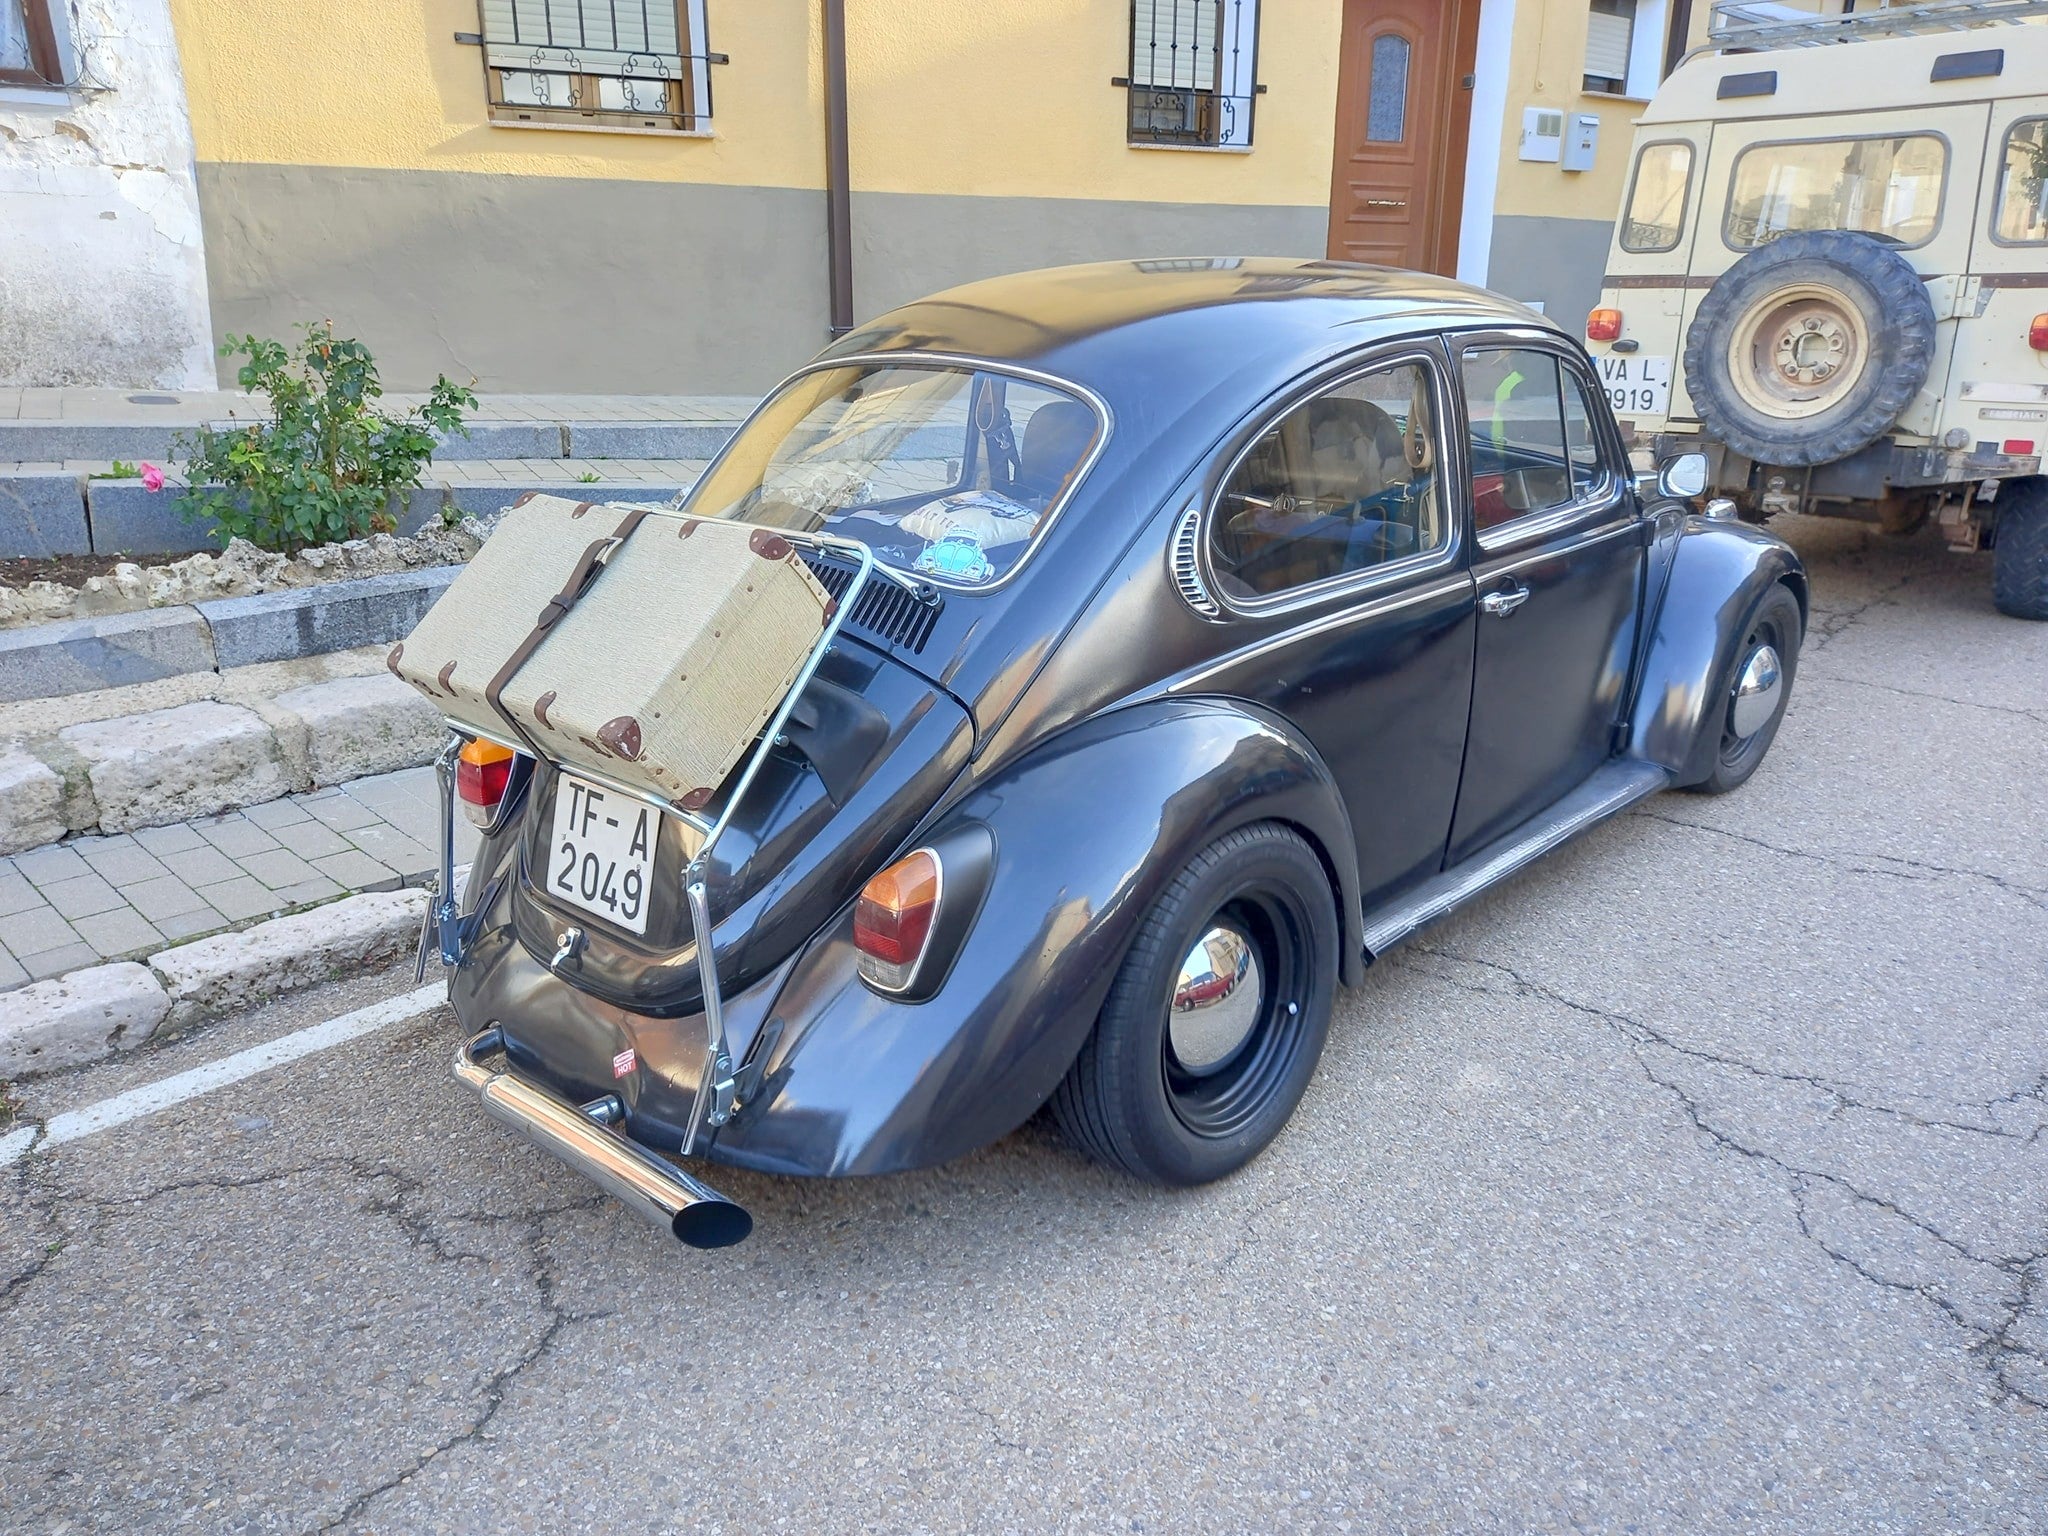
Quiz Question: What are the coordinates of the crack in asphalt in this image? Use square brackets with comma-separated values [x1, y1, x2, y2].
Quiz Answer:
[1804, 566, 1915, 654]
[1215, 1187, 1303, 1272]
[1630, 806, 2048, 916]
[935, 1384, 1029, 1454]
[1814, 674, 2048, 729]
[1404, 946, 2048, 1410]
[1, 1146, 613, 1531]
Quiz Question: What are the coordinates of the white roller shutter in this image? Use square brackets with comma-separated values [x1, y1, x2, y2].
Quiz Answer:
[1584, 4, 1636, 83]
[480, 0, 687, 79]
[1130, 0, 1220, 90]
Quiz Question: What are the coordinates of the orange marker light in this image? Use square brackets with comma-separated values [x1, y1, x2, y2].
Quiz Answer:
[854, 848, 942, 990]
[1586, 308, 1624, 343]
[456, 738, 516, 827]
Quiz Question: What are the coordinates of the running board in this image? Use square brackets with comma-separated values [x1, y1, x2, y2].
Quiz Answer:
[1361, 760, 1671, 960]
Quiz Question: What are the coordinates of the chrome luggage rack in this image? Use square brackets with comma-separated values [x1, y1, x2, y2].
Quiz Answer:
[421, 524, 921, 1155]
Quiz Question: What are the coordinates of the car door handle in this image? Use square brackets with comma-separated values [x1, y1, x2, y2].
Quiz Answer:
[1479, 582, 1530, 618]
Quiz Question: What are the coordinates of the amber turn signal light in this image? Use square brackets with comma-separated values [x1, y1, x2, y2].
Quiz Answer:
[854, 848, 942, 991]
[2029, 313, 2048, 352]
[456, 738, 517, 827]
[1586, 308, 1624, 343]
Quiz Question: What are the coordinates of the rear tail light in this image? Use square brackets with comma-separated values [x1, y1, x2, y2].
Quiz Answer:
[2030, 314, 2048, 351]
[2003, 439, 2037, 456]
[456, 738, 516, 827]
[854, 848, 942, 992]
[1586, 307, 1623, 343]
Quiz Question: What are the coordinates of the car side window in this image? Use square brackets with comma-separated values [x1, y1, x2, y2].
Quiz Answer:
[1209, 360, 1445, 601]
[1461, 347, 1609, 534]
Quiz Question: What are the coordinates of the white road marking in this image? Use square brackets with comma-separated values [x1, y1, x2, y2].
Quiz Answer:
[1, 983, 447, 1167]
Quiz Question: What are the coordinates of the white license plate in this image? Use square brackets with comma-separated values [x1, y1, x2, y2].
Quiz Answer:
[1595, 353, 1673, 418]
[546, 773, 656, 935]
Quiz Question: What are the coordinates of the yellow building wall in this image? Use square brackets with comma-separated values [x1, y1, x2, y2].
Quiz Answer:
[167, 0, 825, 188]
[847, 1, 1339, 207]
[1488, 0, 1649, 225]
[169, 0, 1340, 208]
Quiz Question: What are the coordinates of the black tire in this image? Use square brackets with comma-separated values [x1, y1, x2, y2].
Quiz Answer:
[1050, 823, 1337, 1186]
[1992, 476, 2048, 622]
[1685, 583, 1804, 795]
[1683, 231, 1936, 468]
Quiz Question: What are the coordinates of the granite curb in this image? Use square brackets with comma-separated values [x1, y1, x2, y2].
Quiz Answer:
[0, 565, 460, 704]
[0, 887, 436, 1077]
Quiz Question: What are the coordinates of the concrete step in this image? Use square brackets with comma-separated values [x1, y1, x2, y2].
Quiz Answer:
[2, 458, 712, 558]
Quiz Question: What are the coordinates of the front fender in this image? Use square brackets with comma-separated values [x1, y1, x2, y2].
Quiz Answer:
[1627, 513, 1806, 784]
[709, 696, 1360, 1177]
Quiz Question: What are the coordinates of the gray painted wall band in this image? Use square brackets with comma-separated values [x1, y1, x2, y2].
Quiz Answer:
[1483, 214, 1614, 333]
[196, 166, 832, 395]
[196, 164, 1329, 394]
[848, 190, 1329, 323]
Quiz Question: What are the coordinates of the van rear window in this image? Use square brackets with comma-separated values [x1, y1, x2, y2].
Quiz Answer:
[1621, 141, 1693, 253]
[1993, 119, 2048, 246]
[1725, 134, 1947, 251]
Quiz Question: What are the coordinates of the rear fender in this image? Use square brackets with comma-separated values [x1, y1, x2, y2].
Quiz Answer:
[1626, 514, 1806, 784]
[712, 697, 1360, 1176]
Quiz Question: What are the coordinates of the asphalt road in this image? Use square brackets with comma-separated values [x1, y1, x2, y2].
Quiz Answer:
[4, 516, 2044, 1534]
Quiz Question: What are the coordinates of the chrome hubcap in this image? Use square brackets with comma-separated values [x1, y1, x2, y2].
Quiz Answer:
[1169, 925, 1262, 1075]
[1730, 643, 1783, 739]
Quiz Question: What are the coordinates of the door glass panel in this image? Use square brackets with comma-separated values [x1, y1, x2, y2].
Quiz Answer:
[1461, 348, 1580, 532]
[1993, 118, 2048, 245]
[1365, 35, 1410, 143]
[1211, 360, 1444, 600]
[1725, 135, 1947, 250]
[1562, 371, 1604, 496]
[1620, 141, 1693, 253]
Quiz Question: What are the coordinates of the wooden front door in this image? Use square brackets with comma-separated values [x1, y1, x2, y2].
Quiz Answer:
[1327, 0, 1478, 275]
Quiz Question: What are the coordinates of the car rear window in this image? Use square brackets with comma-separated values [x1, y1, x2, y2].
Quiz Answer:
[1725, 134, 1947, 251]
[685, 362, 1102, 590]
[1993, 118, 2048, 246]
[1621, 141, 1693, 254]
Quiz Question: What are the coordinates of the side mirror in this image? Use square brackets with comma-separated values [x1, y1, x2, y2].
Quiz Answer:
[1657, 452, 1708, 500]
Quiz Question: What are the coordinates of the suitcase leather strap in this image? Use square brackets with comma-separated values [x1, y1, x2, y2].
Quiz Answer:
[483, 506, 653, 760]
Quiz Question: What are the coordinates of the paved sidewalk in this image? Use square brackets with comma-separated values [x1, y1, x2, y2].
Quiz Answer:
[0, 766, 478, 989]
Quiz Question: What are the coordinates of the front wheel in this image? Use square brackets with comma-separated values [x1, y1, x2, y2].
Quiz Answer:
[1050, 823, 1337, 1186]
[1685, 583, 1803, 795]
[1992, 477, 2048, 622]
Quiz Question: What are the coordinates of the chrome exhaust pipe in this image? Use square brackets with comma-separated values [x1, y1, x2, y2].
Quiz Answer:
[453, 1028, 752, 1249]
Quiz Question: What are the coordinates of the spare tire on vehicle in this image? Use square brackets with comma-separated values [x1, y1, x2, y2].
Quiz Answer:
[1682, 230, 1936, 468]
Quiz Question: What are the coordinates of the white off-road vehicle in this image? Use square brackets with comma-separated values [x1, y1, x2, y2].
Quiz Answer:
[1586, 0, 2048, 618]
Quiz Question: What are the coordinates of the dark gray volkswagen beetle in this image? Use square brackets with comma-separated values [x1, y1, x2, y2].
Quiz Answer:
[441, 259, 1805, 1247]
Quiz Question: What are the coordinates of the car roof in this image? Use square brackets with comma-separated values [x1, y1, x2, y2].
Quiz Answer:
[820, 259, 1556, 416]
[1640, 24, 2048, 125]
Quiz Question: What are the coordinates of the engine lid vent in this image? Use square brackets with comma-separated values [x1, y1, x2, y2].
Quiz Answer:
[802, 553, 943, 654]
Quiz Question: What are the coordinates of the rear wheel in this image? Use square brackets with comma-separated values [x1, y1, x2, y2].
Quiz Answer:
[1992, 477, 2048, 622]
[1686, 583, 1803, 795]
[1050, 823, 1336, 1186]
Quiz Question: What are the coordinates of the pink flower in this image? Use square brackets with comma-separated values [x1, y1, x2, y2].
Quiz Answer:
[140, 462, 165, 492]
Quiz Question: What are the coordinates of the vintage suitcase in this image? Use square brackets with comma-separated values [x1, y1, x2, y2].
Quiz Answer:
[392, 493, 836, 811]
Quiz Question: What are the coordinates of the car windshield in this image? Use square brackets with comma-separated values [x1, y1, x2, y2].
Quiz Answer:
[684, 362, 1101, 589]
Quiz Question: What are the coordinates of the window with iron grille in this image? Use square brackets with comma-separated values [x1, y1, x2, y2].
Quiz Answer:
[1123, 0, 1260, 149]
[0, 0, 66, 88]
[479, 0, 716, 133]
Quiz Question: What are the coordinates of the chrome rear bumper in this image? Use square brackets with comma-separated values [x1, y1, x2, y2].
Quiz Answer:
[453, 1027, 751, 1249]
